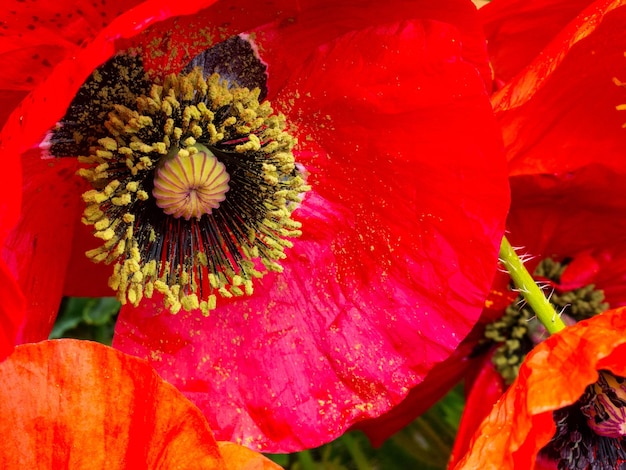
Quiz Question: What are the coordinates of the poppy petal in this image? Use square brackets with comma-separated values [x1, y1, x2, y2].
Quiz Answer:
[3, 154, 85, 344]
[0, 259, 24, 361]
[479, 0, 595, 86]
[453, 307, 626, 469]
[0, 339, 226, 468]
[354, 328, 485, 446]
[448, 349, 506, 468]
[218, 442, 282, 470]
[491, 1, 626, 176]
[251, 0, 494, 95]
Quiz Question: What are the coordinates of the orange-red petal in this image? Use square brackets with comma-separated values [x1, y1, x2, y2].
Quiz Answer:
[0, 339, 227, 468]
[454, 307, 626, 469]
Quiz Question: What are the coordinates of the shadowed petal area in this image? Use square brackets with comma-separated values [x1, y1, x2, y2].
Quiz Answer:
[115, 20, 509, 452]
[448, 349, 506, 468]
[479, 0, 594, 86]
[3, 155, 85, 344]
[453, 307, 626, 469]
[0, 339, 228, 468]
[491, 0, 626, 176]
[506, 166, 626, 305]
[0, 260, 24, 361]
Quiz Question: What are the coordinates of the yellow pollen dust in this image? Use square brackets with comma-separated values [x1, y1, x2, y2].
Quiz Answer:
[153, 144, 230, 220]
[613, 74, 626, 127]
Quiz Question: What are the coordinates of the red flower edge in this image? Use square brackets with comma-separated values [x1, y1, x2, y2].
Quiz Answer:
[453, 307, 626, 469]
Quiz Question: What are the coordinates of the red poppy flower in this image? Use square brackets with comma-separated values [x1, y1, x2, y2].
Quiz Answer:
[453, 307, 626, 469]
[0, 338, 280, 469]
[1, 0, 510, 452]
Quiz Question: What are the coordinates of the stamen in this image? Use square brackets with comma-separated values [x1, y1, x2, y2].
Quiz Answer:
[581, 371, 626, 438]
[67, 47, 309, 315]
[153, 145, 230, 220]
[540, 372, 626, 467]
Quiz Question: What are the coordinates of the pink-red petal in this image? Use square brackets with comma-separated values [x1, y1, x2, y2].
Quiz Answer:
[354, 327, 486, 446]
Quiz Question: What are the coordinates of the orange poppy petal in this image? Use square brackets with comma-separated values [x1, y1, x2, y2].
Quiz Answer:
[0, 339, 226, 468]
[218, 442, 282, 470]
[454, 307, 626, 469]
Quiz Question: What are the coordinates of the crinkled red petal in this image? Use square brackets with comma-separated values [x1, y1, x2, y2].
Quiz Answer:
[491, 1, 626, 176]
[115, 19, 509, 452]
[252, 0, 494, 96]
[453, 307, 626, 469]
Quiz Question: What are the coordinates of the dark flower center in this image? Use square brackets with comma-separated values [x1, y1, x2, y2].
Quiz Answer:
[47, 37, 310, 314]
[484, 258, 609, 384]
[541, 370, 626, 470]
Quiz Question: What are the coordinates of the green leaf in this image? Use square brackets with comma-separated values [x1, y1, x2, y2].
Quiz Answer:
[51, 297, 121, 345]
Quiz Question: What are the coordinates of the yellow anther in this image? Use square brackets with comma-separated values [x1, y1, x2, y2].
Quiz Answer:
[95, 228, 116, 241]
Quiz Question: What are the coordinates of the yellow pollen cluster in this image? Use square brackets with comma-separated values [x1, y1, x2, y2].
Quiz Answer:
[77, 65, 310, 315]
